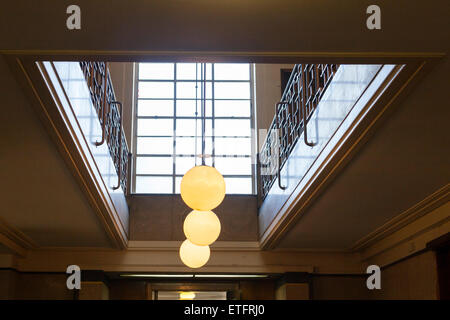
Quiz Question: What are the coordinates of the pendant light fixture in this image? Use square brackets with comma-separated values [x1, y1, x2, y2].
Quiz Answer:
[180, 166, 225, 211]
[179, 292, 196, 300]
[178, 63, 225, 268]
[179, 239, 211, 269]
[180, 62, 226, 210]
[183, 210, 221, 246]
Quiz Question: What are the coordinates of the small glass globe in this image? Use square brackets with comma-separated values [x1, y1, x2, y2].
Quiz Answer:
[179, 292, 196, 300]
[179, 239, 210, 269]
[180, 165, 226, 210]
[184, 210, 221, 246]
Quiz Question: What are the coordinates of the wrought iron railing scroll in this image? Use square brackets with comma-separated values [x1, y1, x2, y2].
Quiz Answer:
[259, 64, 339, 201]
[79, 62, 130, 194]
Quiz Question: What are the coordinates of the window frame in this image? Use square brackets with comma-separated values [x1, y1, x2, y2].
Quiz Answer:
[132, 62, 256, 195]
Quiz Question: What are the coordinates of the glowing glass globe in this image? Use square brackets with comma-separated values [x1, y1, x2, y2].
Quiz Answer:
[179, 292, 196, 300]
[179, 239, 210, 268]
[180, 165, 226, 210]
[184, 210, 221, 246]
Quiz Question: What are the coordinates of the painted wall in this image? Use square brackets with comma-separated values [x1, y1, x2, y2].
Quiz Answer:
[130, 195, 258, 241]
[0, 56, 114, 249]
[254, 64, 293, 150]
[1, 1, 448, 54]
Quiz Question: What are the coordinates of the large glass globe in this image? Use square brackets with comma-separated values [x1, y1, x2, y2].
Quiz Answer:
[179, 239, 210, 268]
[184, 210, 221, 246]
[180, 165, 226, 210]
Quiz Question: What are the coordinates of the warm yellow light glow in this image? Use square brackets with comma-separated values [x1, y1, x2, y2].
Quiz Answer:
[184, 210, 221, 246]
[179, 239, 210, 269]
[179, 291, 196, 300]
[180, 166, 226, 211]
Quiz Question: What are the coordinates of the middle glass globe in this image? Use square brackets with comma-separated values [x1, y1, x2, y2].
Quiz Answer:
[183, 210, 221, 246]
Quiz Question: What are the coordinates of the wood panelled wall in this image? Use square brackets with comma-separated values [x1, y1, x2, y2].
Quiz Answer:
[370, 251, 439, 300]
[109, 280, 148, 300]
[0, 270, 73, 300]
[239, 280, 276, 300]
[0, 250, 441, 300]
[311, 275, 369, 300]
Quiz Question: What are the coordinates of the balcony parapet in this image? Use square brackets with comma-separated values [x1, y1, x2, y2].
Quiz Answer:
[29, 60, 131, 248]
[259, 64, 339, 201]
[258, 64, 402, 249]
[79, 62, 130, 194]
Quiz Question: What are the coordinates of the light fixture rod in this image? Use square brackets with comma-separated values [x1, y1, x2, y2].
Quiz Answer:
[194, 62, 198, 166]
[201, 63, 206, 166]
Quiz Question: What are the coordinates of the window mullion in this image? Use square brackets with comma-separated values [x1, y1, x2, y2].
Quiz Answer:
[173, 63, 177, 194]
[212, 63, 216, 168]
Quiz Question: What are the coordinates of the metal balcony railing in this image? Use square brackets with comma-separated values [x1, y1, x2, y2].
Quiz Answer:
[259, 64, 339, 201]
[79, 62, 130, 194]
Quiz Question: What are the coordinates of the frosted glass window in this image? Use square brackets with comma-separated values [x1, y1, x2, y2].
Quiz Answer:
[214, 64, 250, 80]
[177, 82, 212, 99]
[135, 62, 254, 194]
[138, 100, 173, 117]
[175, 156, 196, 175]
[214, 119, 251, 137]
[137, 119, 173, 136]
[135, 176, 173, 193]
[215, 100, 251, 117]
[214, 82, 250, 99]
[177, 99, 212, 117]
[176, 137, 212, 155]
[176, 99, 197, 117]
[137, 137, 173, 155]
[176, 119, 213, 137]
[215, 157, 252, 175]
[175, 177, 182, 194]
[138, 82, 174, 99]
[136, 157, 173, 174]
[176, 63, 212, 80]
[175, 119, 197, 137]
[176, 63, 197, 80]
[139, 63, 174, 80]
[215, 138, 251, 155]
[224, 177, 253, 194]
